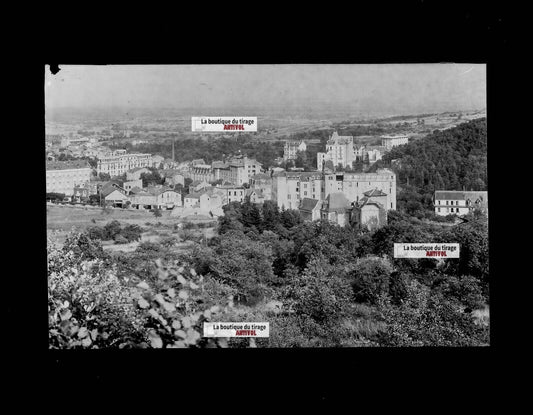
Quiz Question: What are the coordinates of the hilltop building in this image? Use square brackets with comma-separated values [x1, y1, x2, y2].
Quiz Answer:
[381, 134, 409, 150]
[317, 131, 356, 170]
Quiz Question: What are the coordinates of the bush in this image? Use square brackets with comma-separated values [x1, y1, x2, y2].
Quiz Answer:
[159, 235, 178, 248]
[48, 236, 145, 349]
[121, 224, 143, 242]
[114, 234, 129, 244]
[346, 256, 393, 304]
[376, 280, 489, 346]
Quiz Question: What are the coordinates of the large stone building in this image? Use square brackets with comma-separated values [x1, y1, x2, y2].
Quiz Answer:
[317, 131, 357, 170]
[284, 140, 307, 161]
[272, 171, 325, 210]
[46, 160, 92, 196]
[434, 190, 488, 216]
[186, 156, 262, 186]
[97, 149, 153, 177]
[249, 173, 273, 201]
[320, 192, 352, 227]
[351, 188, 389, 230]
[381, 134, 409, 150]
[273, 168, 396, 214]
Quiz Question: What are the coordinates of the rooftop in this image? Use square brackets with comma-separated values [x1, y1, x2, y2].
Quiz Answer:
[435, 190, 487, 201]
[299, 198, 321, 211]
[363, 188, 388, 197]
[46, 160, 91, 171]
[325, 192, 351, 211]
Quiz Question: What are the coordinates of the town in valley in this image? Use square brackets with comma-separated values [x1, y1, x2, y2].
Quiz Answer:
[47, 65, 489, 348]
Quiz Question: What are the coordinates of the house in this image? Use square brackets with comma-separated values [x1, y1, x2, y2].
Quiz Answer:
[126, 167, 150, 181]
[284, 140, 307, 161]
[155, 188, 182, 209]
[245, 189, 265, 204]
[123, 179, 143, 194]
[320, 192, 352, 227]
[99, 181, 126, 197]
[171, 188, 224, 218]
[434, 190, 488, 216]
[299, 198, 322, 221]
[190, 179, 211, 192]
[161, 170, 185, 187]
[128, 186, 181, 210]
[351, 189, 388, 230]
[104, 189, 129, 207]
[183, 193, 202, 208]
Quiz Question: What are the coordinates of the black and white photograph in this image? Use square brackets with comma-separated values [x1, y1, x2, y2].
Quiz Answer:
[46, 64, 489, 348]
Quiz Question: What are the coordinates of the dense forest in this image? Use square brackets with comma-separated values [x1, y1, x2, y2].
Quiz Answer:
[369, 117, 487, 217]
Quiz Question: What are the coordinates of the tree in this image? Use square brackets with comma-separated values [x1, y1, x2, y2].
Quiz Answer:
[104, 220, 122, 240]
[203, 231, 276, 306]
[98, 173, 111, 181]
[376, 280, 489, 346]
[153, 206, 163, 218]
[295, 150, 308, 168]
[346, 256, 393, 304]
[261, 200, 281, 232]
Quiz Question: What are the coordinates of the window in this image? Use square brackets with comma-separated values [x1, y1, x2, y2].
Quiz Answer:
[446, 201, 449, 205]
[438, 208, 441, 212]
[304, 191, 307, 196]
[288, 194, 291, 200]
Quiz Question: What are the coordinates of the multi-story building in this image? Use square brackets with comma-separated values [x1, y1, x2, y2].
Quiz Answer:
[272, 171, 325, 210]
[381, 134, 409, 150]
[189, 164, 215, 183]
[284, 140, 307, 161]
[324, 169, 397, 210]
[249, 173, 273, 201]
[46, 160, 92, 196]
[434, 190, 488, 216]
[364, 146, 385, 163]
[126, 167, 151, 181]
[96, 149, 153, 177]
[273, 168, 396, 211]
[210, 157, 262, 186]
[317, 131, 357, 170]
[217, 185, 246, 204]
[123, 179, 143, 194]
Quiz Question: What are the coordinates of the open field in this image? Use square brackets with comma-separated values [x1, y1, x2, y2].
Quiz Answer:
[47, 204, 217, 249]
[46, 204, 214, 231]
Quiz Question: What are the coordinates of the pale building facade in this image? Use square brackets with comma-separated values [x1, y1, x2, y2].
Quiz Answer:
[284, 141, 307, 161]
[97, 150, 153, 177]
[273, 169, 396, 211]
[317, 132, 357, 170]
[46, 160, 92, 196]
[434, 190, 488, 216]
[381, 134, 409, 150]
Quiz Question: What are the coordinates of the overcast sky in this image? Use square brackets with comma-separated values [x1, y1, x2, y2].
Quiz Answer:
[45, 64, 486, 115]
